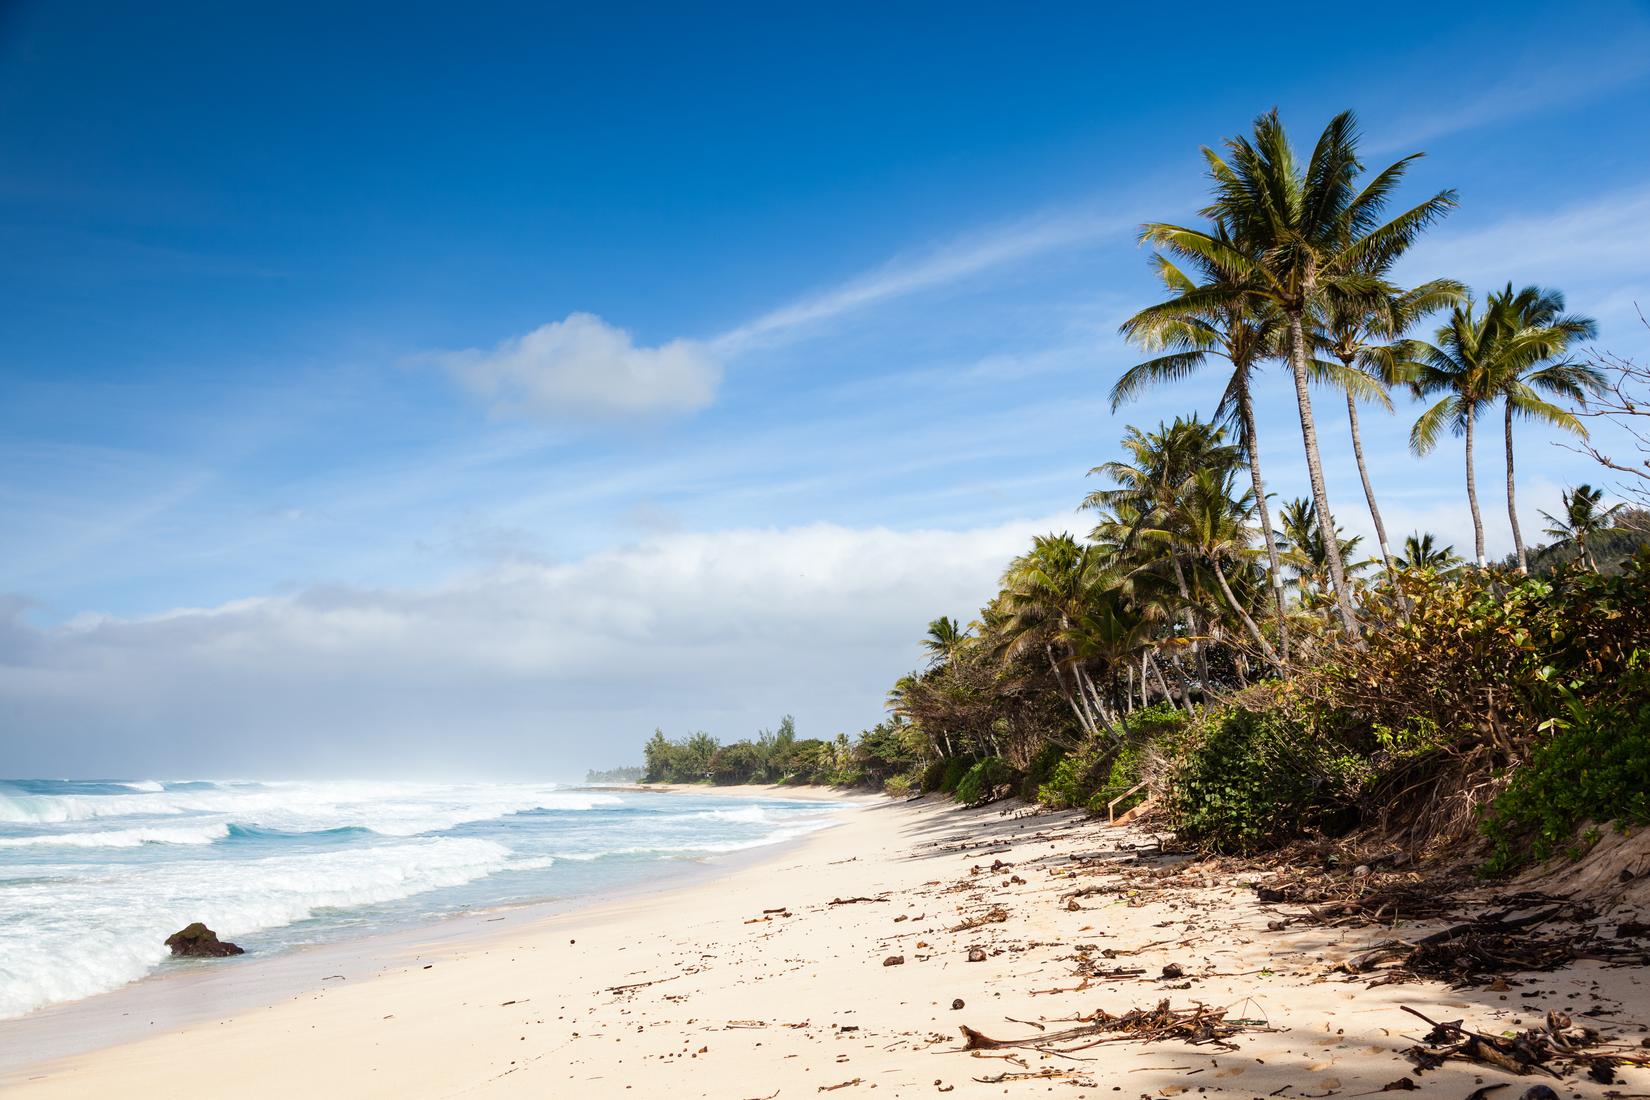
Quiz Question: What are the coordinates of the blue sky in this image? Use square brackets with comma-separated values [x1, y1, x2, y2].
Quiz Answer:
[3, 2, 1649, 775]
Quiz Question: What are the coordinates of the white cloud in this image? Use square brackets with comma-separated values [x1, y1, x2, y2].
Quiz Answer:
[0, 517, 1060, 778]
[437, 312, 721, 419]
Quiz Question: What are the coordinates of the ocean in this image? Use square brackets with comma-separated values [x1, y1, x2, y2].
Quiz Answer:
[0, 778, 845, 1020]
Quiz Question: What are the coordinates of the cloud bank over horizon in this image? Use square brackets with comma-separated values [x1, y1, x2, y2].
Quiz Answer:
[0, 516, 1058, 778]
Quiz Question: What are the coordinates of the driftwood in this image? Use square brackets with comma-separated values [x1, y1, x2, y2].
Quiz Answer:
[948, 907, 1008, 932]
[1398, 1003, 1650, 1082]
[959, 998, 1261, 1055]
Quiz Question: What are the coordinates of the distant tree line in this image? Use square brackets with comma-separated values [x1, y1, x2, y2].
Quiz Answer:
[641, 715, 922, 790]
[584, 765, 644, 784]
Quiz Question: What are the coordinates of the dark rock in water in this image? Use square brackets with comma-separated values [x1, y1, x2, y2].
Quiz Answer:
[165, 922, 244, 958]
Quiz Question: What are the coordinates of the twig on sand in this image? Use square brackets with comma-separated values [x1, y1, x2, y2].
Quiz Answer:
[604, 975, 681, 994]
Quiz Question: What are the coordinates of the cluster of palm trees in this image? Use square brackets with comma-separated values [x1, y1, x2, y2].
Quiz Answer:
[1117, 108, 1600, 625]
[886, 108, 1616, 762]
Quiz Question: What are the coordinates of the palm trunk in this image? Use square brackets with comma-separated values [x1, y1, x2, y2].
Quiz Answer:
[1212, 559, 1282, 669]
[1504, 402, 1528, 574]
[1167, 554, 1205, 704]
[1345, 386, 1409, 616]
[1238, 382, 1290, 665]
[1465, 412, 1486, 566]
[1288, 313, 1361, 638]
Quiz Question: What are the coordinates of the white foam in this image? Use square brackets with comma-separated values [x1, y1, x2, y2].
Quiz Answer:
[0, 781, 620, 836]
[0, 837, 510, 1020]
[0, 823, 230, 849]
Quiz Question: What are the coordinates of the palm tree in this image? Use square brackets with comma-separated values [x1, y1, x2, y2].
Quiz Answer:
[1277, 497, 1369, 604]
[1115, 247, 1292, 661]
[1083, 417, 1239, 698]
[1396, 531, 1463, 574]
[1541, 484, 1623, 571]
[1143, 109, 1457, 638]
[997, 533, 1122, 740]
[1408, 298, 1499, 566]
[921, 616, 971, 668]
[1172, 467, 1282, 669]
[1485, 284, 1601, 573]
[1319, 278, 1464, 592]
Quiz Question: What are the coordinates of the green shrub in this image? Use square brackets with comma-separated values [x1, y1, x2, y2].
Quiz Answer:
[1086, 740, 1147, 817]
[1167, 705, 1321, 852]
[954, 757, 1016, 805]
[1482, 658, 1650, 874]
[937, 757, 973, 795]
[883, 773, 914, 797]
[1124, 701, 1188, 742]
[1020, 742, 1067, 802]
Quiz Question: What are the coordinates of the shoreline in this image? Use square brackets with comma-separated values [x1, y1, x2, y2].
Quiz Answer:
[7, 793, 1647, 1097]
[0, 784, 870, 1081]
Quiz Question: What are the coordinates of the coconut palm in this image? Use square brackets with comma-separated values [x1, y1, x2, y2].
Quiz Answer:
[921, 616, 971, 668]
[1143, 109, 1457, 637]
[1319, 277, 1464, 592]
[997, 534, 1122, 740]
[1277, 497, 1369, 604]
[1171, 467, 1282, 669]
[1396, 531, 1463, 574]
[1083, 417, 1239, 698]
[1115, 247, 1292, 661]
[1484, 284, 1601, 573]
[1407, 298, 1499, 566]
[1540, 484, 1623, 571]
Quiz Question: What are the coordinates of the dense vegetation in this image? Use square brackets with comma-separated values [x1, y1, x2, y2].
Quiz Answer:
[631, 108, 1650, 874]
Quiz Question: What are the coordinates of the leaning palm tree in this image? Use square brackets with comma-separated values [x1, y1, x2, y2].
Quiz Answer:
[1143, 108, 1457, 637]
[1319, 277, 1464, 592]
[1408, 298, 1500, 566]
[1484, 284, 1601, 573]
[1540, 484, 1623, 571]
[1115, 246, 1292, 661]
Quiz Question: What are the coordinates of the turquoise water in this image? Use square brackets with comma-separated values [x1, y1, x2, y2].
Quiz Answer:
[0, 779, 843, 1019]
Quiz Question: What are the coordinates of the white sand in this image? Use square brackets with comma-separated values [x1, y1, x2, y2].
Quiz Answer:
[5, 790, 1646, 1097]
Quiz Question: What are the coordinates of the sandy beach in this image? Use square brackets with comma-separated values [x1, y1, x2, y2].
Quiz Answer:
[5, 788, 1646, 1098]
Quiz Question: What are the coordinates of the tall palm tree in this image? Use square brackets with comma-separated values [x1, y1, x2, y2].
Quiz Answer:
[1485, 284, 1601, 573]
[1143, 108, 1457, 638]
[1408, 298, 1499, 566]
[1396, 531, 1463, 574]
[1319, 277, 1464, 592]
[1540, 484, 1623, 571]
[1115, 247, 1292, 661]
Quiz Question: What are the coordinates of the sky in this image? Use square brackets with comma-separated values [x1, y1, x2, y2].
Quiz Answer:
[3, 1, 1649, 778]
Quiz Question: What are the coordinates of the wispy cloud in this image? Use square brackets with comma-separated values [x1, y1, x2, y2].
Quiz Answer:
[1369, 26, 1650, 152]
[710, 208, 1133, 355]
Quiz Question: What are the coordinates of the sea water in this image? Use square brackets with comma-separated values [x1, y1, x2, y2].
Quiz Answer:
[0, 779, 843, 1020]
